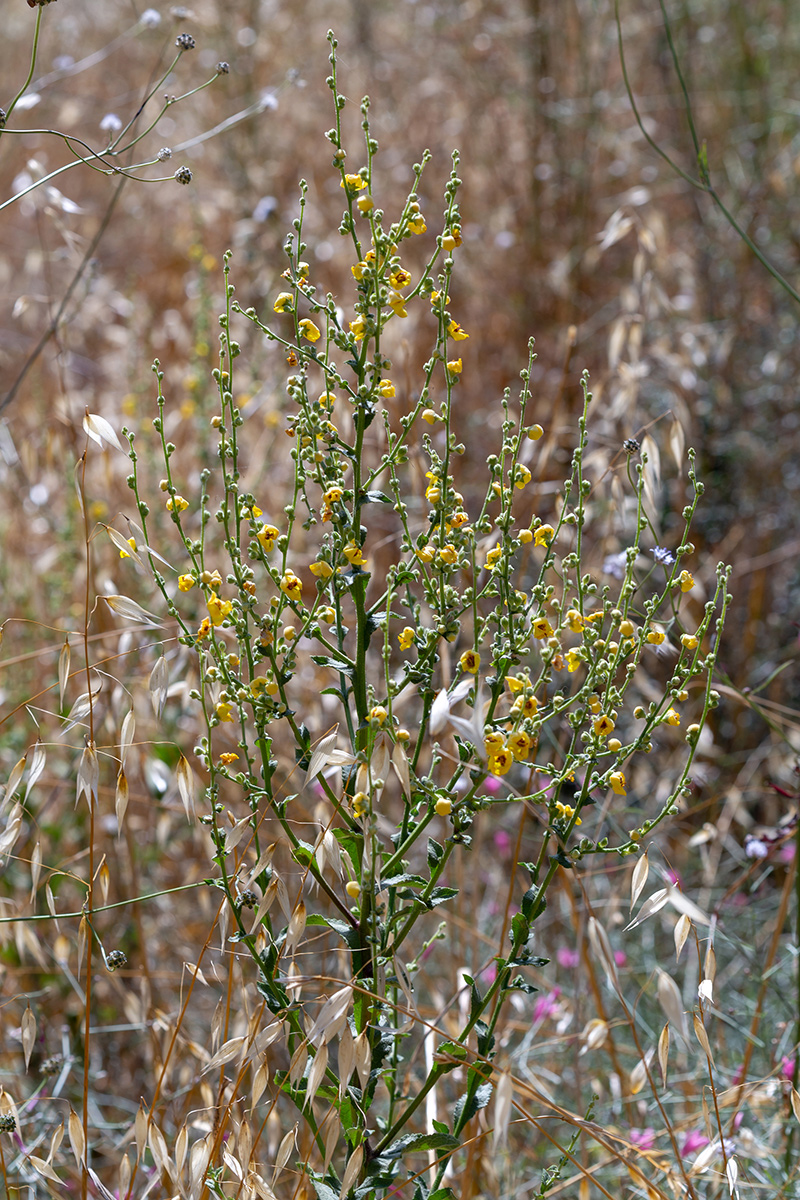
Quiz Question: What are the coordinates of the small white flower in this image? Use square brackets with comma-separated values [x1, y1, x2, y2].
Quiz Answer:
[140, 8, 162, 27]
[100, 113, 122, 133]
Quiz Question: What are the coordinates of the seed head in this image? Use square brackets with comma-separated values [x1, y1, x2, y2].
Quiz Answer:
[175, 32, 196, 50]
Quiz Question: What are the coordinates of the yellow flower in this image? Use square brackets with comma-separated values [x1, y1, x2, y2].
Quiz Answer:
[508, 731, 532, 761]
[390, 267, 412, 289]
[196, 617, 212, 641]
[421, 408, 438, 424]
[486, 545, 503, 570]
[489, 749, 513, 776]
[505, 675, 528, 694]
[678, 570, 695, 592]
[566, 649, 583, 673]
[340, 173, 366, 192]
[273, 292, 294, 313]
[565, 609, 584, 632]
[166, 495, 189, 513]
[681, 633, 699, 650]
[350, 314, 368, 341]
[438, 543, 458, 565]
[484, 731, 506, 756]
[554, 801, 581, 825]
[351, 261, 368, 281]
[343, 541, 365, 566]
[178, 574, 195, 592]
[532, 617, 554, 640]
[388, 291, 408, 318]
[593, 714, 615, 737]
[257, 524, 280, 552]
[370, 705, 387, 725]
[215, 702, 234, 723]
[298, 318, 321, 342]
[460, 649, 480, 674]
[320, 606, 336, 624]
[619, 619, 635, 639]
[646, 628, 666, 645]
[280, 571, 303, 602]
[207, 592, 233, 626]
[520, 695, 539, 717]
[118, 536, 137, 559]
[527, 424, 544, 440]
[219, 752, 239, 765]
[514, 465, 532, 490]
[323, 486, 344, 506]
[446, 358, 463, 376]
[534, 524, 555, 546]
[416, 545, 435, 563]
[448, 510, 470, 529]
[447, 320, 469, 341]
[398, 627, 416, 650]
[435, 797, 453, 817]
[408, 213, 427, 234]
[310, 560, 334, 579]
[317, 391, 335, 408]
[378, 379, 396, 398]
[356, 194, 374, 214]
[519, 528, 533, 544]
[425, 483, 441, 503]
[609, 771, 626, 796]
[664, 708, 681, 726]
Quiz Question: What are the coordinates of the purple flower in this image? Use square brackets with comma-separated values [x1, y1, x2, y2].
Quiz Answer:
[744, 835, 769, 860]
[557, 947, 580, 969]
[652, 546, 677, 567]
[602, 551, 628, 579]
[629, 1127, 656, 1150]
[533, 988, 561, 1023]
[681, 1130, 710, 1157]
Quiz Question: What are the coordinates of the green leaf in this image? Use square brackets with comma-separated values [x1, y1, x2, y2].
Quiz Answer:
[427, 838, 444, 869]
[383, 1132, 459, 1159]
[312, 1180, 340, 1200]
[334, 828, 364, 873]
[453, 1079, 492, 1125]
[510, 911, 530, 947]
[311, 655, 354, 675]
[428, 886, 458, 908]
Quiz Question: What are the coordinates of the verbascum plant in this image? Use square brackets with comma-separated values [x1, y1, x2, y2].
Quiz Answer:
[117, 33, 730, 1200]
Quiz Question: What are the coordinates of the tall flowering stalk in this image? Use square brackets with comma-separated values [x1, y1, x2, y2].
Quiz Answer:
[120, 33, 730, 1199]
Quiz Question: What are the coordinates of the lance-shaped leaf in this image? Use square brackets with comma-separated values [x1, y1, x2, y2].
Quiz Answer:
[21, 1006, 36, 1070]
[105, 525, 147, 569]
[624, 887, 669, 932]
[305, 728, 355, 786]
[104, 594, 161, 627]
[83, 412, 124, 453]
[674, 913, 692, 961]
[77, 745, 99, 810]
[25, 740, 46, 803]
[630, 850, 649, 911]
[658, 1022, 670, 1083]
[176, 755, 196, 820]
[656, 969, 689, 1043]
[149, 656, 169, 720]
[3, 754, 26, 811]
[58, 638, 70, 709]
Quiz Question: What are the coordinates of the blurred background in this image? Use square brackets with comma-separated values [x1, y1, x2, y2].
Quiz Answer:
[1, 3, 799, 1193]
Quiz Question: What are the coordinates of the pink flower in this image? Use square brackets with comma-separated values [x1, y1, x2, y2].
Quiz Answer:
[681, 1130, 709, 1157]
[779, 842, 796, 863]
[479, 962, 497, 985]
[629, 1127, 656, 1150]
[533, 988, 561, 1023]
[493, 829, 512, 855]
[781, 1056, 796, 1082]
[614, 950, 627, 967]
[557, 947, 580, 969]
[483, 775, 503, 795]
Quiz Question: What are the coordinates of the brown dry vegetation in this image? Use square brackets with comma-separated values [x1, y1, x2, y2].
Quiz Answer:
[1, 3, 799, 1199]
